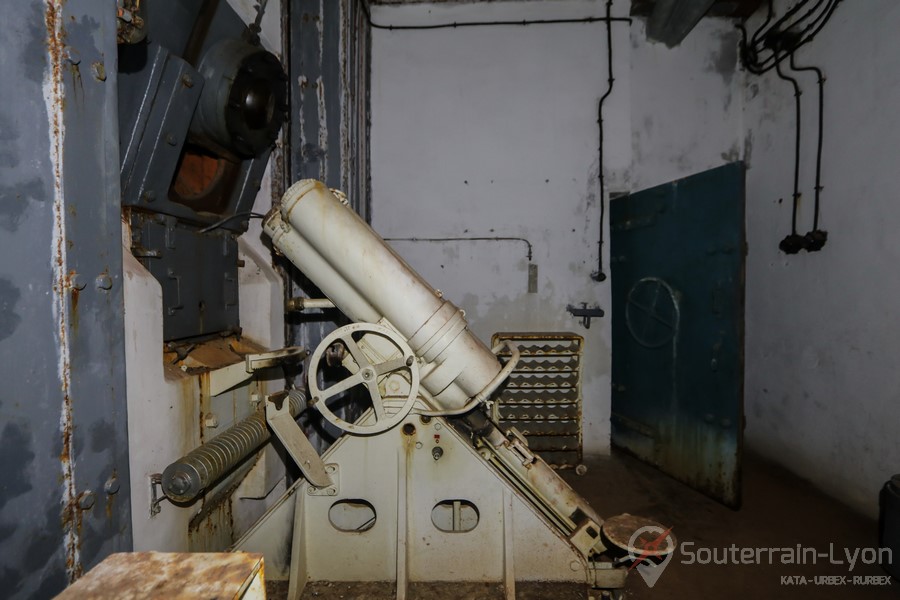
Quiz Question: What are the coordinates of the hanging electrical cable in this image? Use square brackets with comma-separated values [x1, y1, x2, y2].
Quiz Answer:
[197, 212, 265, 233]
[751, 0, 839, 74]
[774, 56, 805, 254]
[357, 0, 629, 31]
[738, 0, 840, 75]
[789, 53, 827, 251]
[738, 0, 839, 254]
[591, 0, 615, 283]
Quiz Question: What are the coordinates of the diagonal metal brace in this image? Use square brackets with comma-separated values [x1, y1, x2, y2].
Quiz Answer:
[265, 393, 333, 488]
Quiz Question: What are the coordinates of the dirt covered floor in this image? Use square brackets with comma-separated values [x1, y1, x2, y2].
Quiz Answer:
[561, 450, 895, 599]
[296, 581, 587, 599]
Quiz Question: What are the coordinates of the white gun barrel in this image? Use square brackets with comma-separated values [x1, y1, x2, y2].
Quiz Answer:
[264, 179, 501, 412]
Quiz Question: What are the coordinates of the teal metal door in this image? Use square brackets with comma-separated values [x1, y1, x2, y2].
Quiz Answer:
[610, 162, 745, 507]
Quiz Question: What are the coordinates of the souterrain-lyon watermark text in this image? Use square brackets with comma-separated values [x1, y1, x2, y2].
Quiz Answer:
[681, 542, 892, 571]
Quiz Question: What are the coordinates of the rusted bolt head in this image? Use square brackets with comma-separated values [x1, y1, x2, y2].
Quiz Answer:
[104, 475, 120, 495]
[181, 74, 194, 88]
[402, 423, 416, 436]
[95, 274, 113, 290]
[70, 273, 86, 291]
[78, 491, 95, 510]
[167, 473, 191, 496]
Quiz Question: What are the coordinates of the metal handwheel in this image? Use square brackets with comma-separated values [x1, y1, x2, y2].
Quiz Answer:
[307, 322, 420, 435]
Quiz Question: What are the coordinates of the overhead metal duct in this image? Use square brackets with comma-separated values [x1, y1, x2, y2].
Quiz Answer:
[633, 0, 763, 47]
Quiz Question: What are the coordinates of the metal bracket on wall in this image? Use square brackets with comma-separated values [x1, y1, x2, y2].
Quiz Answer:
[149, 473, 165, 517]
[566, 304, 605, 329]
[207, 346, 308, 396]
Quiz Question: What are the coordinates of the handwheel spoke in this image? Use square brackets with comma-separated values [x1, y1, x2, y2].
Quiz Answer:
[366, 382, 387, 420]
[374, 357, 408, 376]
[320, 371, 365, 401]
[341, 335, 371, 369]
[308, 322, 421, 435]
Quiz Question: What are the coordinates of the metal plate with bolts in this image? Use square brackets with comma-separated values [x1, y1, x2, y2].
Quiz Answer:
[130, 214, 240, 341]
[307, 464, 339, 497]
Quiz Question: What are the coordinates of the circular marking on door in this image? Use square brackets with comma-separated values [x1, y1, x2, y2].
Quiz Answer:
[625, 277, 679, 348]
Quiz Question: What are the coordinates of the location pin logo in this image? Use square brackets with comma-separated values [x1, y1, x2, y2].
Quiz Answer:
[627, 525, 676, 588]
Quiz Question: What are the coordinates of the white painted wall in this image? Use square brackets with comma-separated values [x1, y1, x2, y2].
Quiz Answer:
[370, 0, 743, 455]
[742, 0, 900, 518]
[629, 18, 742, 191]
[371, 0, 628, 454]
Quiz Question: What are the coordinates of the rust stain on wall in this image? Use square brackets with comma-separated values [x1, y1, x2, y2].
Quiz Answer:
[45, 0, 82, 583]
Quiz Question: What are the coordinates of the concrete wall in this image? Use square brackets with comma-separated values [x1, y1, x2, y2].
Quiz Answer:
[370, 0, 897, 519]
[370, 0, 742, 454]
[742, 0, 900, 518]
[371, 0, 625, 454]
[629, 18, 742, 191]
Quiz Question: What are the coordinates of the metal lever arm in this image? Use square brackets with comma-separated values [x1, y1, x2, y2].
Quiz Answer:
[265, 391, 332, 488]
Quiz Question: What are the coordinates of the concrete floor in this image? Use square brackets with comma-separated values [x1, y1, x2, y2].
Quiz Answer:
[562, 450, 896, 599]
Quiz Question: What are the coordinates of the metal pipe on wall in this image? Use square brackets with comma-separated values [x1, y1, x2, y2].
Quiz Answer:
[286, 297, 336, 311]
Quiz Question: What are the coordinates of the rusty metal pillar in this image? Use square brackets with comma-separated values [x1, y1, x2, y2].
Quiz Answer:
[0, 2, 132, 597]
[282, 0, 372, 451]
